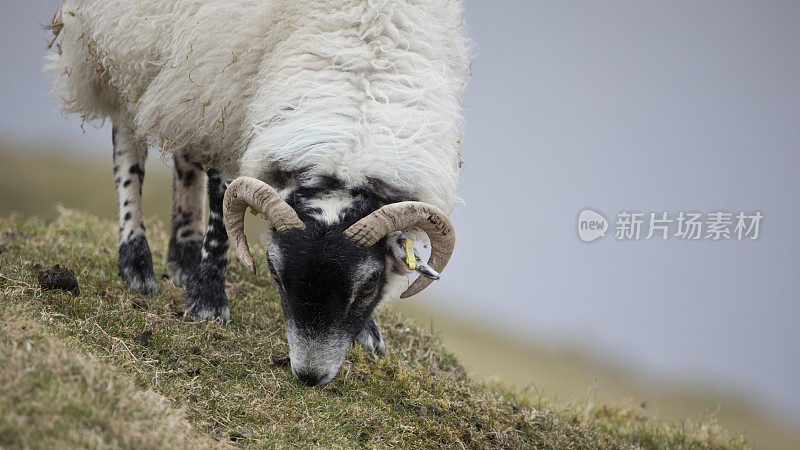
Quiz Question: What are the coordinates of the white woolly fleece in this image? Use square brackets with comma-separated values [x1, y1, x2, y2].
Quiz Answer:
[46, 0, 470, 213]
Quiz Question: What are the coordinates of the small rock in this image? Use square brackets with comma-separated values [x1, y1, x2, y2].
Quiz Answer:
[37, 264, 80, 295]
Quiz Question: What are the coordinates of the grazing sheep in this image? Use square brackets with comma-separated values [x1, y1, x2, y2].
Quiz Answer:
[46, 0, 469, 386]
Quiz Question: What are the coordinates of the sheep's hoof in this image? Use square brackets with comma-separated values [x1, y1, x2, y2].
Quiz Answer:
[184, 264, 229, 323]
[118, 236, 158, 295]
[354, 317, 385, 356]
[165, 239, 202, 287]
[188, 302, 230, 323]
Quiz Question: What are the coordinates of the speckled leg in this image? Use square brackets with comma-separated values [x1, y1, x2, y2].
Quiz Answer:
[184, 170, 230, 322]
[165, 153, 205, 286]
[112, 123, 157, 295]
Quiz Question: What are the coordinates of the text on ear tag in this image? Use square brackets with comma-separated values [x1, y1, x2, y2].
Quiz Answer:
[249, 208, 259, 216]
[403, 239, 416, 271]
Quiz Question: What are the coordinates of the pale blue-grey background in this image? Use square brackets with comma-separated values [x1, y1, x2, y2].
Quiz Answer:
[2, 0, 799, 424]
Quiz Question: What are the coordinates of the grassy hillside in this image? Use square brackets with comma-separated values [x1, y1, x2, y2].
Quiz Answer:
[0, 302, 215, 449]
[393, 303, 800, 449]
[0, 210, 746, 448]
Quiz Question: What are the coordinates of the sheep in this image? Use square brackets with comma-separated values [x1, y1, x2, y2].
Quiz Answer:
[45, 0, 469, 386]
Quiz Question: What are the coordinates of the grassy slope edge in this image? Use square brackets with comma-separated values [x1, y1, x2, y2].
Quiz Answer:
[0, 302, 220, 449]
[0, 210, 746, 448]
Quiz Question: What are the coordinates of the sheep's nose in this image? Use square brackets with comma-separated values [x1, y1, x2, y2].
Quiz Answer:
[296, 370, 324, 387]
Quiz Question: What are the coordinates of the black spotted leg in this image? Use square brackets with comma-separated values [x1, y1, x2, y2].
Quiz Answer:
[112, 124, 157, 295]
[184, 169, 231, 322]
[165, 153, 205, 286]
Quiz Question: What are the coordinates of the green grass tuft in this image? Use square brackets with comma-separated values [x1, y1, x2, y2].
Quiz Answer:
[0, 210, 747, 448]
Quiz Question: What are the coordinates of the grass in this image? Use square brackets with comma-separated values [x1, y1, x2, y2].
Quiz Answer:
[0, 303, 216, 449]
[394, 302, 800, 450]
[0, 209, 748, 448]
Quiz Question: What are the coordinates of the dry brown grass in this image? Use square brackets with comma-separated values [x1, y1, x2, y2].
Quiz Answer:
[0, 302, 221, 449]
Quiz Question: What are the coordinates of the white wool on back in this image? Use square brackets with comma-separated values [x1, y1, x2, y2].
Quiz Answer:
[46, 0, 470, 213]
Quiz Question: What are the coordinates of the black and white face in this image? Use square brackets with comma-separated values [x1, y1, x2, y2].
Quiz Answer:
[245, 176, 444, 386]
[266, 227, 394, 387]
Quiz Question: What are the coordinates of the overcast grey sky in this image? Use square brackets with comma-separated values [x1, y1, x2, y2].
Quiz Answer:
[2, 0, 799, 424]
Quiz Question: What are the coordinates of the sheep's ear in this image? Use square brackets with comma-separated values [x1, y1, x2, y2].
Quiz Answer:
[385, 232, 440, 280]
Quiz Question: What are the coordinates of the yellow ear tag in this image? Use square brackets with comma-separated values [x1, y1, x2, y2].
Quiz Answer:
[249, 208, 259, 216]
[403, 239, 416, 271]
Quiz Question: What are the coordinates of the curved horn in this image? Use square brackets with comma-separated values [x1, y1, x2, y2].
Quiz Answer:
[343, 202, 455, 298]
[223, 177, 305, 273]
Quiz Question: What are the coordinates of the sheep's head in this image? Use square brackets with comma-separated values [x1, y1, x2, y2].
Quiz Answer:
[222, 177, 454, 386]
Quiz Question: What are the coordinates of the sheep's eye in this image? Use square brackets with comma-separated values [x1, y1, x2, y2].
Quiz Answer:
[360, 287, 375, 295]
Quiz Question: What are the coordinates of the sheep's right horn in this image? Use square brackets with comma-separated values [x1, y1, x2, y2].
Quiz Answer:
[223, 177, 305, 273]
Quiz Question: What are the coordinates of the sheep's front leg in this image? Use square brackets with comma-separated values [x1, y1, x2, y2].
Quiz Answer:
[165, 153, 205, 286]
[354, 316, 385, 356]
[112, 124, 157, 295]
[185, 170, 230, 322]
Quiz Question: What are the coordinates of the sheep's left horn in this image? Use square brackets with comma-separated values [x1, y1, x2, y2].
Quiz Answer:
[343, 202, 454, 298]
[223, 177, 305, 273]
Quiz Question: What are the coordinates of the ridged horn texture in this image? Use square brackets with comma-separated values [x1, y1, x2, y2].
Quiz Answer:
[343, 202, 455, 298]
[223, 177, 305, 273]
